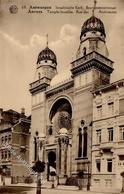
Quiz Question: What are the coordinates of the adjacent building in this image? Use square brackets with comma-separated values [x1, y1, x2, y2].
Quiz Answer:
[0, 108, 31, 183]
[92, 79, 124, 192]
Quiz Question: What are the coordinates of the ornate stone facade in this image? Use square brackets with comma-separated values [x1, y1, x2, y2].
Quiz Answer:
[29, 13, 114, 188]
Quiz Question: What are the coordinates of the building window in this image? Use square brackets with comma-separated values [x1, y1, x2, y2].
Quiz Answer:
[8, 150, 11, 159]
[78, 128, 82, 158]
[5, 150, 7, 159]
[48, 125, 53, 136]
[96, 129, 101, 144]
[34, 137, 37, 161]
[1, 136, 4, 144]
[108, 102, 114, 116]
[8, 134, 11, 142]
[1, 151, 4, 159]
[96, 159, 101, 172]
[97, 105, 102, 118]
[107, 159, 112, 172]
[120, 126, 124, 141]
[5, 136, 7, 143]
[83, 127, 87, 157]
[119, 155, 124, 160]
[108, 128, 113, 142]
[119, 99, 124, 114]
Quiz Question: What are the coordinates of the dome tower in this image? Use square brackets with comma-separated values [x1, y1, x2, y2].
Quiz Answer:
[71, 0, 114, 88]
[30, 35, 57, 94]
[76, 2, 109, 59]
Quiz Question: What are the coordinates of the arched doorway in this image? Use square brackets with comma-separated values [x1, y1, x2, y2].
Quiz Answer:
[47, 151, 56, 180]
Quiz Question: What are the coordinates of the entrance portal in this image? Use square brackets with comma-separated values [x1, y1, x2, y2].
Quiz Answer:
[47, 151, 56, 181]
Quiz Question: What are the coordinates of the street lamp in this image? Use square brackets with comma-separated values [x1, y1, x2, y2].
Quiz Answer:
[32, 131, 45, 194]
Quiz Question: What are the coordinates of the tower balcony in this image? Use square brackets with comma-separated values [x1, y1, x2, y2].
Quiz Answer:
[29, 77, 50, 94]
[71, 51, 114, 76]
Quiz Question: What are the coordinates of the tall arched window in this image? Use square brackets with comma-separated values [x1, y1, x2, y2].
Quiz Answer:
[78, 128, 82, 158]
[83, 47, 87, 56]
[34, 137, 37, 161]
[83, 127, 87, 157]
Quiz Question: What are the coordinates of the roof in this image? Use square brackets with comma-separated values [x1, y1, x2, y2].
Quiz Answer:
[50, 68, 72, 87]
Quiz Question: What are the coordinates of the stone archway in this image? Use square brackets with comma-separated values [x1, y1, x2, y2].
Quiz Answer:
[49, 98, 72, 134]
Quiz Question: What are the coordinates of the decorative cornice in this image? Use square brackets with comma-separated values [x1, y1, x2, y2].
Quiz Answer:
[93, 79, 124, 95]
[71, 51, 113, 77]
[29, 77, 50, 94]
[71, 59, 113, 77]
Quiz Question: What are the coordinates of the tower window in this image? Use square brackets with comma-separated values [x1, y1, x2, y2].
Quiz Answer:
[83, 47, 86, 56]
[38, 72, 41, 80]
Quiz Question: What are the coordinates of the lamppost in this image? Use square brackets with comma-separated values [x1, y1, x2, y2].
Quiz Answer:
[32, 131, 45, 194]
[58, 128, 69, 183]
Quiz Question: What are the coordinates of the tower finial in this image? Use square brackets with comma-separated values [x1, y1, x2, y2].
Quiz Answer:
[92, 0, 97, 16]
[46, 34, 48, 47]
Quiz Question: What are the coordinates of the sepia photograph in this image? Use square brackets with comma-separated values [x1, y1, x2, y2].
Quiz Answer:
[0, 0, 124, 194]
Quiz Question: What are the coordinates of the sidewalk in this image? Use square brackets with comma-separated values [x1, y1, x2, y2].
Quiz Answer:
[0, 182, 121, 194]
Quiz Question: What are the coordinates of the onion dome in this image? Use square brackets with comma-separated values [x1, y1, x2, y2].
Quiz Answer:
[80, 16, 106, 39]
[37, 46, 57, 64]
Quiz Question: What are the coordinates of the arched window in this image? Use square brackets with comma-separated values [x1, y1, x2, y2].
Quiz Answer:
[48, 125, 53, 136]
[78, 128, 82, 158]
[83, 47, 87, 56]
[83, 127, 87, 157]
[38, 72, 41, 80]
[34, 137, 37, 161]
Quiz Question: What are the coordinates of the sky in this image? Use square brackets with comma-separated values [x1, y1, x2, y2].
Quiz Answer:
[0, 0, 124, 115]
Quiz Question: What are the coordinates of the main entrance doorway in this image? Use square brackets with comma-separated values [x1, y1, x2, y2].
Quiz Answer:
[47, 151, 56, 181]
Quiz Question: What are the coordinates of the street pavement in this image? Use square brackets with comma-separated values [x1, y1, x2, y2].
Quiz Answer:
[0, 182, 122, 194]
[24, 187, 121, 194]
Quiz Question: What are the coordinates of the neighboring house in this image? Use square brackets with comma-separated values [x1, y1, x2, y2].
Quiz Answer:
[92, 80, 124, 192]
[0, 108, 31, 183]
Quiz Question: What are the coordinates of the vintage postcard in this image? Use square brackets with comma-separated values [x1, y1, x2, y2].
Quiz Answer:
[0, 0, 124, 194]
